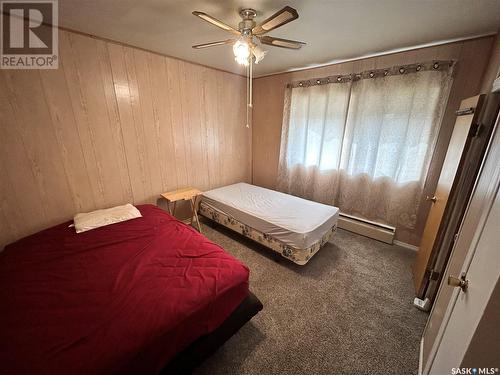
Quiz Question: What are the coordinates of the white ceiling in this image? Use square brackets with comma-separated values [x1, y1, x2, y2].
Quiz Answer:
[59, 0, 500, 77]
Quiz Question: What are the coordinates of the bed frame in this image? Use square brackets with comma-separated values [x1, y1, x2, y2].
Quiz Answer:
[199, 202, 336, 265]
[161, 291, 263, 374]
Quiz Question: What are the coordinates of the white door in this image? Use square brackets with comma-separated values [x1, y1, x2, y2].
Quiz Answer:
[422, 119, 500, 374]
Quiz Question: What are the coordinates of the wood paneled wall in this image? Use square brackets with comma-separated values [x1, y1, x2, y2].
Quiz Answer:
[0, 28, 251, 248]
[252, 36, 495, 246]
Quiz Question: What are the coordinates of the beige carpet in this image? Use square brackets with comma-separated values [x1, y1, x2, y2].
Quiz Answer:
[194, 220, 428, 375]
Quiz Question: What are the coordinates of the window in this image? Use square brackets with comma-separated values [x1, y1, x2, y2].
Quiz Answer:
[278, 62, 452, 229]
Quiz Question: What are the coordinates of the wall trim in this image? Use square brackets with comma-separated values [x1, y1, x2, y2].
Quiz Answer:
[419, 337, 424, 375]
[394, 240, 419, 252]
[255, 32, 497, 78]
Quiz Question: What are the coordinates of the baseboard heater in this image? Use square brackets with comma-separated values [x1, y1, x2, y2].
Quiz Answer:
[337, 213, 396, 244]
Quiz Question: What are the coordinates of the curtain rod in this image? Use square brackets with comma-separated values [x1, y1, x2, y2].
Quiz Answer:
[287, 60, 455, 89]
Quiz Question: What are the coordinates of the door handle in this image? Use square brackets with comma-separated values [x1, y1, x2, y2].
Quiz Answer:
[448, 274, 469, 292]
[426, 195, 438, 203]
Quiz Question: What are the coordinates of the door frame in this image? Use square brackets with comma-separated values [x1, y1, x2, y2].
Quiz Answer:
[423, 94, 499, 301]
[420, 112, 500, 374]
[414, 95, 486, 298]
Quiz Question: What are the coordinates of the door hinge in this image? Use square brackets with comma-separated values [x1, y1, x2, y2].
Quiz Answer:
[455, 107, 475, 116]
[425, 269, 440, 281]
[470, 122, 482, 137]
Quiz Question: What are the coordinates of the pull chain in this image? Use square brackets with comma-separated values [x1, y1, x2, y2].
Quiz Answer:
[246, 62, 250, 128]
[246, 56, 253, 128]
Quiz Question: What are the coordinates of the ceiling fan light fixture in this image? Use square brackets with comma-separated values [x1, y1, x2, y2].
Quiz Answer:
[252, 45, 267, 64]
[233, 40, 250, 65]
[235, 54, 250, 66]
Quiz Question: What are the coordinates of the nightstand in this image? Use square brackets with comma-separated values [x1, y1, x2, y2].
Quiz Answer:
[160, 187, 202, 232]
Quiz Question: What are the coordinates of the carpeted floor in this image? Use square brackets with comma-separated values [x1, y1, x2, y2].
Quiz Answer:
[194, 220, 428, 375]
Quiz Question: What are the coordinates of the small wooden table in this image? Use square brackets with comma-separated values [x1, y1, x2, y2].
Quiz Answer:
[161, 187, 202, 232]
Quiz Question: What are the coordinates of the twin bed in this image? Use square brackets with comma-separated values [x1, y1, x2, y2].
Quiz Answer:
[0, 183, 338, 373]
[200, 183, 339, 265]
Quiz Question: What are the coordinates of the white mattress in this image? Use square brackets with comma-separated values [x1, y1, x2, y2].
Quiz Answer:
[201, 183, 339, 249]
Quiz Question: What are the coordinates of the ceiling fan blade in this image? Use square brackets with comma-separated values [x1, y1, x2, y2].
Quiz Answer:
[192, 11, 240, 35]
[252, 6, 299, 35]
[258, 36, 305, 49]
[192, 39, 235, 49]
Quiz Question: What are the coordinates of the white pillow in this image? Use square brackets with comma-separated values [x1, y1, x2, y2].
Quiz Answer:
[73, 204, 142, 233]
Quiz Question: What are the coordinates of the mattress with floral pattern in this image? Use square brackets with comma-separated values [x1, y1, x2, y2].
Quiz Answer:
[200, 183, 339, 265]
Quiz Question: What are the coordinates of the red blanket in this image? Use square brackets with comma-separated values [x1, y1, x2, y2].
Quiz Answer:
[0, 205, 249, 374]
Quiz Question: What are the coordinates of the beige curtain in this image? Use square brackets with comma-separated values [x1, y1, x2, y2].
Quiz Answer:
[277, 67, 453, 230]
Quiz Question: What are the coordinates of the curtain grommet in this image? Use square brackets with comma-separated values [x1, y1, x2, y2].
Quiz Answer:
[399, 67, 405, 74]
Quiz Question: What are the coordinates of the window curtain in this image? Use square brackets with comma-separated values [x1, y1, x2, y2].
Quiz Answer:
[277, 64, 453, 230]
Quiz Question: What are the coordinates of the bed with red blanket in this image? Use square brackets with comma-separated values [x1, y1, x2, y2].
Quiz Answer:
[0, 204, 261, 374]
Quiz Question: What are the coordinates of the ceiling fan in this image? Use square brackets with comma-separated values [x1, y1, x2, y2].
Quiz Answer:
[192, 6, 305, 128]
[192, 6, 305, 66]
